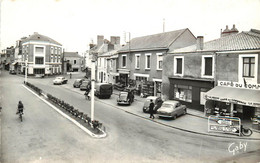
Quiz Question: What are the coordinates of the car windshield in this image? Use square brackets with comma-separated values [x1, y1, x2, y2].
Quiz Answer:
[144, 99, 152, 107]
[81, 81, 89, 86]
[56, 77, 63, 80]
[75, 79, 81, 82]
[161, 103, 174, 109]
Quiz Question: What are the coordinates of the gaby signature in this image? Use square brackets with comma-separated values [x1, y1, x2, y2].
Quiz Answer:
[228, 142, 247, 155]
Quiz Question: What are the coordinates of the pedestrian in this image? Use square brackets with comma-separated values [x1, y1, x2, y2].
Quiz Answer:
[149, 99, 155, 119]
[70, 73, 72, 79]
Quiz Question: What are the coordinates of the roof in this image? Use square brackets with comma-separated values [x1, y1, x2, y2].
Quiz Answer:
[23, 32, 62, 46]
[118, 28, 190, 52]
[163, 100, 179, 105]
[64, 52, 81, 58]
[172, 29, 260, 53]
[98, 49, 118, 57]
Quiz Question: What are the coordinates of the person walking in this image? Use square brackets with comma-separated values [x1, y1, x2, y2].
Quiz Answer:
[149, 99, 155, 119]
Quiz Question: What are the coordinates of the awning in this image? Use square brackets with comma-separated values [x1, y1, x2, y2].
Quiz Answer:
[205, 86, 260, 107]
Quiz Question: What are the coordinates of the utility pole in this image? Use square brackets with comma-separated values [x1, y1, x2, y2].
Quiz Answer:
[90, 53, 96, 122]
[24, 59, 28, 83]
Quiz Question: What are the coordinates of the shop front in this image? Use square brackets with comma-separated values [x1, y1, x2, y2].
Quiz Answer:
[169, 77, 214, 112]
[204, 86, 260, 121]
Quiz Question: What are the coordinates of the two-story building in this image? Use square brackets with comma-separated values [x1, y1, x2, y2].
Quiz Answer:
[63, 52, 83, 73]
[117, 28, 197, 97]
[21, 32, 62, 76]
[163, 28, 260, 120]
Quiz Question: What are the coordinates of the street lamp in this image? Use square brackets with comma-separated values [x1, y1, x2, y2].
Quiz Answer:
[90, 53, 97, 122]
[24, 59, 28, 83]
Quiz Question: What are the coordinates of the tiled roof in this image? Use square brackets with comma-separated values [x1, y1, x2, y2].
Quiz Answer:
[23, 32, 62, 46]
[172, 29, 260, 53]
[98, 49, 118, 57]
[118, 28, 189, 52]
[64, 52, 81, 58]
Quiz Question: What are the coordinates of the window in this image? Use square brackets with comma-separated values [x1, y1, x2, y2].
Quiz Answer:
[35, 57, 44, 64]
[174, 56, 184, 76]
[145, 53, 151, 69]
[35, 47, 44, 53]
[202, 55, 213, 77]
[243, 57, 255, 77]
[51, 55, 53, 62]
[74, 60, 77, 64]
[135, 54, 140, 69]
[122, 55, 126, 68]
[157, 53, 163, 70]
[51, 47, 54, 54]
[55, 48, 57, 54]
[174, 84, 192, 102]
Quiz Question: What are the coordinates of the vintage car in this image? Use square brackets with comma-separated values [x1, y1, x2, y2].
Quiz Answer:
[143, 96, 163, 113]
[117, 91, 134, 105]
[73, 79, 84, 88]
[94, 83, 113, 99]
[157, 100, 187, 119]
[80, 80, 91, 91]
[53, 76, 68, 85]
[9, 70, 16, 75]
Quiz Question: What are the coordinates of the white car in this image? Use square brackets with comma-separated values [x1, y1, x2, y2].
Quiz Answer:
[157, 100, 187, 119]
[53, 76, 68, 85]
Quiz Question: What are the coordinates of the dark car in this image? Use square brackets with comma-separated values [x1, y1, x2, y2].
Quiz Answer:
[9, 70, 16, 75]
[73, 79, 83, 88]
[117, 91, 134, 105]
[143, 96, 163, 113]
[80, 80, 91, 91]
[94, 83, 113, 99]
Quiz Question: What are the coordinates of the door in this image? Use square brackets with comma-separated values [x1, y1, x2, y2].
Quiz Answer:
[243, 106, 255, 120]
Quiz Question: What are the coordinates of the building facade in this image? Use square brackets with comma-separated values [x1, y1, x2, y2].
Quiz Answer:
[63, 52, 83, 73]
[21, 32, 62, 76]
[117, 28, 197, 96]
[162, 28, 260, 120]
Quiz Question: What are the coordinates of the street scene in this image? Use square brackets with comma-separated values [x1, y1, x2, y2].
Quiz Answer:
[1, 0, 260, 163]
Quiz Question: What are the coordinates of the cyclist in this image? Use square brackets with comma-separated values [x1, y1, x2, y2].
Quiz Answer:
[16, 101, 24, 114]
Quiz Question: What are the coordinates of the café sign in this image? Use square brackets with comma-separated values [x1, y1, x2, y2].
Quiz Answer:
[218, 81, 260, 90]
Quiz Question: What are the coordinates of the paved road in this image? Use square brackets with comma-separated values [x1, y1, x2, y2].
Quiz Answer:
[1, 71, 260, 163]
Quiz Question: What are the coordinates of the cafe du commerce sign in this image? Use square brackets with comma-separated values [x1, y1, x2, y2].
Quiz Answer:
[218, 81, 260, 90]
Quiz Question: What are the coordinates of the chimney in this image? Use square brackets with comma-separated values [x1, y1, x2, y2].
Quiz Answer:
[115, 36, 120, 45]
[110, 36, 120, 45]
[196, 36, 204, 50]
[97, 35, 104, 47]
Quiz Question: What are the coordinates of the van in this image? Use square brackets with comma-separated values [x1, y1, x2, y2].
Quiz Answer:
[94, 83, 113, 99]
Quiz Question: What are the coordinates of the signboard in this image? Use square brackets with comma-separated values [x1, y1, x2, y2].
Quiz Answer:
[218, 81, 260, 90]
[208, 116, 241, 136]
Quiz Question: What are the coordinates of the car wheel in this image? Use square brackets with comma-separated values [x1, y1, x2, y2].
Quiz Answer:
[173, 115, 177, 120]
[183, 109, 187, 115]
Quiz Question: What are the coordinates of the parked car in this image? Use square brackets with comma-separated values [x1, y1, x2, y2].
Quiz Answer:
[80, 80, 91, 91]
[157, 100, 187, 119]
[53, 76, 68, 85]
[143, 96, 163, 113]
[73, 79, 84, 88]
[117, 91, 134, 105]
[9, 70, 16, 75]
[94, 83, 113, 99]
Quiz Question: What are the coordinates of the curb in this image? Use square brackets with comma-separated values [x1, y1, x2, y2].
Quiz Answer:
[96, 98, 260, 140]
[22, 84, 107, 139]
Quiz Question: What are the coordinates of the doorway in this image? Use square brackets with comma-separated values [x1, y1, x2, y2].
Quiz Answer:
[243, 106, 255, 120]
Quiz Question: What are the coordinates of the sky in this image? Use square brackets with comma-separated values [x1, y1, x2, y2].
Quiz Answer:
[0, 0, 260, 54]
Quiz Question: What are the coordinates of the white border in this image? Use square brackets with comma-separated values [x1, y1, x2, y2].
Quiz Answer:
[156, 53, 163, 70]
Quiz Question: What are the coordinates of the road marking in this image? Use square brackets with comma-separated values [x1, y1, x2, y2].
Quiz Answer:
[22, 84, 107, 138]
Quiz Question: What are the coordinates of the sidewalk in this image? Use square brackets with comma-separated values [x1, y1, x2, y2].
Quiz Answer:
[111, 89, 260, 140]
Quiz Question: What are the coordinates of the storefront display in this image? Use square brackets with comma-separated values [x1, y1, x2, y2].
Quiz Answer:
[174, 84, 192, 102]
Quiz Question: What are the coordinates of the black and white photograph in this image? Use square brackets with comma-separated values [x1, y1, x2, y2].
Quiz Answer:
[0, 0, 260, 162]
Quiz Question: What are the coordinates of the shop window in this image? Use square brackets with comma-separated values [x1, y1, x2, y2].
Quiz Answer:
[174, 84, 192, 102]
[122, 55, 126, 68]
[35, 57, 44, 64]
[243, 57, 255, 77]
[74, 60, 77, 64]
[174, 56, 184, 76]
[135, 54, 140, 69]
[157, 53, 163, 70]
